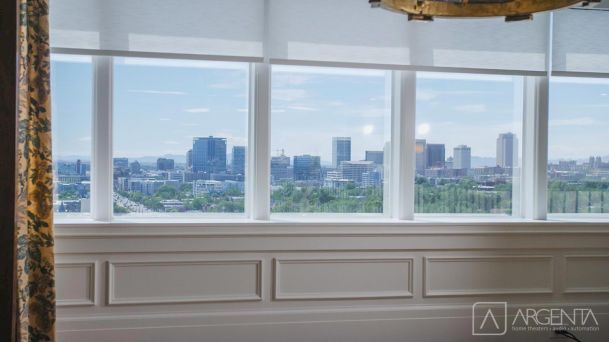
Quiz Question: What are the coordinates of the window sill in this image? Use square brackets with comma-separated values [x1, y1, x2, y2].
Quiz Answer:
[54, 215, 609, 239]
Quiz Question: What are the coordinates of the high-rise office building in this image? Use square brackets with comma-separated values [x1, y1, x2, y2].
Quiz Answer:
[332, 137, 351, 168]
[365, 151, 384, 165]
[129, 161, 141, 174]
[113, 158, 129, 170]
[293, 155, 321, 181]
[416, 139, 427, 173]
[453, 145, 471, 170]
[426, 144, 445, 168]
[192, 136, 227, 174]
[340, 161, 375, 184]
[157, 158, 175, 171]
[271, 153, 292, 182]
[186, 149, 193, 169]
[496, 133, 518, 168]
[232, 146, 246, 175]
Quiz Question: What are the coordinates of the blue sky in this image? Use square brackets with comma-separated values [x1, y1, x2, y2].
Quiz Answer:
[51, 55, 609, 164]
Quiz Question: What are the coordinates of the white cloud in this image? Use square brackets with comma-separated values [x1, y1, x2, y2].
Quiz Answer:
[362, 125, 375, 135]
[184, 107, 210, 113]
[128, 89, 186, 95]
[272, 89, 308, 102]
[286, 105, 317, 112]
[454, 104, 487, 114]
[550, 117, 598, 127]
[417, 123, 431, 136]
[417, 90, 437, 102]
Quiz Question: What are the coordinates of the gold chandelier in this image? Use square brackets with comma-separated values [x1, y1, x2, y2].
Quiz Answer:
[370, 0, 600, 21]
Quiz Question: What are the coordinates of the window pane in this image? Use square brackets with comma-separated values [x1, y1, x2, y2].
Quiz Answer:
[271, 66, 391, 214]
[548, 77, 609, 215]
[51, 54, 93, 216]
[113, 58, 248, 216]
[415, 73, 523, 215]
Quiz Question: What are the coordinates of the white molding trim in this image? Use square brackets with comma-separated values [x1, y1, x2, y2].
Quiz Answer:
[423, 255, 554, 297]
[56, 262, 97, 307]
[273, 257, 414, 300]
[107, 259, 263, 305]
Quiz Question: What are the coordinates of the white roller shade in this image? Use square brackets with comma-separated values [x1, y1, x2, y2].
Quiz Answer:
[410, 14, 549, 72]
[50, 0, 265, 60]
[552, 8, 609, 74]
[268, 0, 413, 66]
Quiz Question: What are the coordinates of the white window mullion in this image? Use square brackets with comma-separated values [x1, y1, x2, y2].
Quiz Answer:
[391, 70, 416, 220]
[91, 55, 113, 222]
[248, 63, 271, 220]
[522, 76, 549, 220]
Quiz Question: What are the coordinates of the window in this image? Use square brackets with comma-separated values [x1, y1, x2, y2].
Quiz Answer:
[548, 77, 609, 215]
[270, 66, 391, 214]
[51, 54, 93, 216]
[415, 73, 523, 215]
[112, 58, 249, 216]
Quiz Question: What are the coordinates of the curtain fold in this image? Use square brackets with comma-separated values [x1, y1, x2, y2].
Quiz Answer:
[16, 0, 56, 341]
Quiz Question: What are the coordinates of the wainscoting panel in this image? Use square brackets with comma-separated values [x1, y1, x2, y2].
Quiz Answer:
[423, 256, 554, 297]
[56, 262, 96, 307]
[274, 257, 413, 300]
[565, 255, 609, 293]
[107, 259, 262, 305]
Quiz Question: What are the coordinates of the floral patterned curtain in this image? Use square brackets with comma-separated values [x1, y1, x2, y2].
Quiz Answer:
[15, 0, 56, 341]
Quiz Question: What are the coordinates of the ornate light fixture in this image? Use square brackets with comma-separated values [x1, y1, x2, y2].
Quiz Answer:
[369, 0, 601, 21]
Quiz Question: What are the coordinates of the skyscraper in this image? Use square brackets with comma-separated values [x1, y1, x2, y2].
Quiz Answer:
[271, 153, 291, 182]
[157, 158, 175, 171]
[453, 145, 471, 170]
[496, 133, 518, 168]
[293, 155, 321, 181]
[365, 151, 384, 165]
[426, 144, 445, 168]
[113, 158, 129, 170]
[232, 146, 246, 175]
[186, 149, 193, 169]
[415, 139, 427, 173]
[332, 137, 351, 168]
[192, 136, 227, 174]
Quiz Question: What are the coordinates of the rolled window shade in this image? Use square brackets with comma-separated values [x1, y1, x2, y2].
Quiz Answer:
[268, 0, 413, 66]
[552, 8, 609, 74]
[409, 13, 549, 72]
[50, 0, 265, 60]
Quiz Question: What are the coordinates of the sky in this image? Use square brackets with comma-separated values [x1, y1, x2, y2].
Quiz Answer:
[51, 55, 609, 164]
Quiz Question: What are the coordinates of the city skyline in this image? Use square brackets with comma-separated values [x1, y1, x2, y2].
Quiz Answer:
[51, 58, 608, 163]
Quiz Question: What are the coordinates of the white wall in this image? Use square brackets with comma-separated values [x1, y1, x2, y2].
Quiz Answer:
[55, 221, 609, 341]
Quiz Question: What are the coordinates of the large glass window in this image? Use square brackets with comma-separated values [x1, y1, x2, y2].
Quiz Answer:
[415, 73, 523, 215]
[270, 66, 391, 214]
[112, 58, 249, 216]
[51, 54, 93, 216]
[548, 77, 609, 215]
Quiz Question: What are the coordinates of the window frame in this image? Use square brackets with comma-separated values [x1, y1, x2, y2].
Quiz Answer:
[50, 50, 609, 225]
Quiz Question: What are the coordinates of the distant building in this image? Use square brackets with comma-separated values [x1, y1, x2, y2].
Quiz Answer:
[415, 139, 427, 173]
[365, 151, 384, 165]
[232, 146, 246, 175]
[361, 170, 382, 187]
[129, 161, 141, 174]
[192, 136, 227, 174]
[496, 133, 518, 168]
[271, 153, 292, 182]
[157, 158, 175, 171]
[193, 180, 224, 196]
[453, 145, 471, 170]
[426, 144, 445, 168]
[332, 137, 351, 168]
[186, 149, 193, 169]
[340, 161, 376, 184]
[113, 158, 129, 170]
[293, 155, 321, 181]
